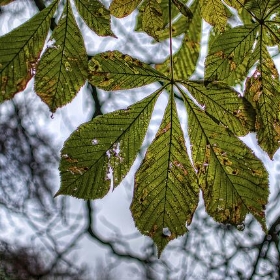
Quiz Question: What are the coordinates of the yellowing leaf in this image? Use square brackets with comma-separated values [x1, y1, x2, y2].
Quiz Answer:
[35, 0, 88, 112]
[142, 0, 164, 41]
[199, 0, 229, 31]
[131, 90, 199, 257]
[183, 94, 268, 231]
[109, 0, 142, 18]
[135, 0, 188, 34]
[56, 88, 162, 199]
[0, 0, 58, 102]
[223, 0, 246, 9]
[245, 46, 280, 158]
[74, 0, 115, 37]
[88, 51, 167, 91]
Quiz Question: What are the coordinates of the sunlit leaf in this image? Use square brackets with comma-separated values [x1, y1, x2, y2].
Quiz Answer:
[183, 93, 268, 231]
[131, 90, 199, 257]
[156, 16, 190, 41]
[56, 88, 162, 199]
[88, 51, 167, 91]
[157, 0, 201, 79]
[199, 0, 229, 31]
[74, 0, 115, 37]
[245, 46, 280, 158]
[35, 0, 88, 112]
[109, 0, 141, 18]
[205, 24, 258, 82]
[223, 0, 246, 9]
[181, 81, 256, 136]
[0, 0, 58, 102]
[142, 0, 164, 41]
[135, 0, 189, 34]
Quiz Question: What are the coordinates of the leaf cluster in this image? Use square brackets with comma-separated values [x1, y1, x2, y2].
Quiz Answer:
[1, 0, 280, 256]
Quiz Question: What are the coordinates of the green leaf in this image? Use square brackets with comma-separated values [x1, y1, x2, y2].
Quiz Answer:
[135, 0, 189, 34]
[157, 0, 201, 80]
[88, 51, 167, 91]
[109, 0, 142, 18]
[0, 0, 58, 102]
[183, 93, 268, 231]
[245, 46, 280, 158]
[56, 88, 162, 199]
[74, 0, 115, 37]
[223, 0, 246, 9]
[131, 90, 199, 257]
[171, 0, 193, 19]
[181, 81, 256, 136]
[35, 0, 88, 112]
[155, 16, 190, 41]
[199, 0, 229, 31]
[265, 22, 280, 46]
[142, 0, 164, 41]
[205, 24, 258, 82]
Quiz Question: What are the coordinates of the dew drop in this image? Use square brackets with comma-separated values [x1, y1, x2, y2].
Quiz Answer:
[51, 113, 54, 119]
[91, 139, 98, 145]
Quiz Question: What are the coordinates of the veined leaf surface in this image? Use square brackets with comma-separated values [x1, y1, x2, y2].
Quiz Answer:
[205, 24, 258, 82]
[74, 0, 114, 37]
[184, 94, 268, 230]
[88, 51, 167, 91]
[109, 0, 142, 18]
[181, 81, 255, 136]
[0, 0, 58, 102]
[56, 88, 162, 199]
[131, 90, 199, 257]
[135, 0, 189, 34]
[199, 0, 229, 31]
[223, 0, 246, 9]
[142, 0, 164, 41]
[35, 0, 88, 112]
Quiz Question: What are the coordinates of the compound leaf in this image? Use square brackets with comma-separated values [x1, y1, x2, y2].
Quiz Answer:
[74, 0, 114, 37]
[0, 0, 58, 102]
[56, 88, 162, 199]
[88, 51, 167, 91]
[35, 0, 88, 112]
[131, 90, 199, 257]
[184, 94, 268, 231]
